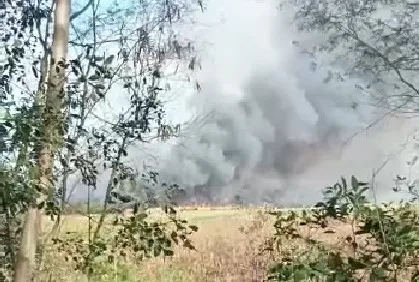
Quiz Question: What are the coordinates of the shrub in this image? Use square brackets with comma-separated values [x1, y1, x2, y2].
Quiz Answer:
[267, 176, 419, 281]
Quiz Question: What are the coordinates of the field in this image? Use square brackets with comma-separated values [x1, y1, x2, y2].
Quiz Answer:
[37, 206, 357, 282]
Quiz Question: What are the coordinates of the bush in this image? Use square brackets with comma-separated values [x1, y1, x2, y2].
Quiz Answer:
[50, 205, 198, 278]
[266, 176, 419, 281]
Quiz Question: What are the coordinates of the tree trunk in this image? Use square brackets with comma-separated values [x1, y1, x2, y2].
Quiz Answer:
[0, 190, 15, 282]
[14, 1, 71, 281]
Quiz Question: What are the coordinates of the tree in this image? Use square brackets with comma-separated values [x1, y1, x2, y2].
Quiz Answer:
[0, 0, 203, 281]
[0, 0, 57, 280]
[282, 0, 419, 115]
[13, 0, 71, 280]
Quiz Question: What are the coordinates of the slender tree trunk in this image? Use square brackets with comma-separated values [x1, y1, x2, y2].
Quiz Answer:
[14, 1, 71, 281]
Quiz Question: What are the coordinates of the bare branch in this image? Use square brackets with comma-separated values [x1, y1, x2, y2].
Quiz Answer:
[70, 0, 93, 21]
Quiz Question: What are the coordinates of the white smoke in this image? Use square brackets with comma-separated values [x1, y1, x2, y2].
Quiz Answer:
[125, 0, 418, 205]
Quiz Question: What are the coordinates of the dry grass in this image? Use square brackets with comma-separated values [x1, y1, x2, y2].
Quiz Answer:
[38, 207, 357, 282]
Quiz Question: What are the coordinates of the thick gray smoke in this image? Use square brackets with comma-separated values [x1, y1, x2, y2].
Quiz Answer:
[127, 0, 417, 205]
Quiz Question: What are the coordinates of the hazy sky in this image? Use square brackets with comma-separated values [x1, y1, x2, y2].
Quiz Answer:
[145, 0, 418, 204]
[65, 0, 419, 204]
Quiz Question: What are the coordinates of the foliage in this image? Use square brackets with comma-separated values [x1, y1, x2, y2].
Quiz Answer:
[0, 0, 203, 280]
[267, 176, 419, 281]
[268, 2, 419, 280]
[49, 204, 198, 277]
[282, 0, 419, 114]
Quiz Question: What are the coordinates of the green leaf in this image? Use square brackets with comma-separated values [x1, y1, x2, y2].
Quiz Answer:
[94, 83, 106, 90]
[88, 74, 100, 81]
[347, 257, 367, 270]
[293, 266, 310, 281]
[358, 186, 369, 196]
[163, 249, 174, 256]
[104, 55, 114, 65]
[351, 175, 359, 191]
[371, 268, 387, 279]
[153, 244, 162, 257]
[341, 177, 347, 191]
[189, 225, 198, 232]
[107, 255, 114, 263]
[183, 239, 196, 251]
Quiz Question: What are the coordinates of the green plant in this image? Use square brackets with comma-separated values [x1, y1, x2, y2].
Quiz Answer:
[50, 204, 198, 278]
[267, 176, 419, 281]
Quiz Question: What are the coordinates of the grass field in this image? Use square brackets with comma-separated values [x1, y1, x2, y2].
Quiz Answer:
[37, 207, 358, 282]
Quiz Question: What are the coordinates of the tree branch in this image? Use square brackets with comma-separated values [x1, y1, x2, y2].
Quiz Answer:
[70, 0, 93, 21]
[333, 21, 419, 97]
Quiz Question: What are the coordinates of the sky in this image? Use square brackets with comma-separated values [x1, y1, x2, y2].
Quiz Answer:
[3, 0, 418, 205]
[138, 0, 419, 205]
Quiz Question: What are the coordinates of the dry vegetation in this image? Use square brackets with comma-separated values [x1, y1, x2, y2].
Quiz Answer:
[37, 207, 359, 282]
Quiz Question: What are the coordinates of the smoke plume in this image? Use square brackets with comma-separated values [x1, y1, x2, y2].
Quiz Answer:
[129, 0, 417, 205]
